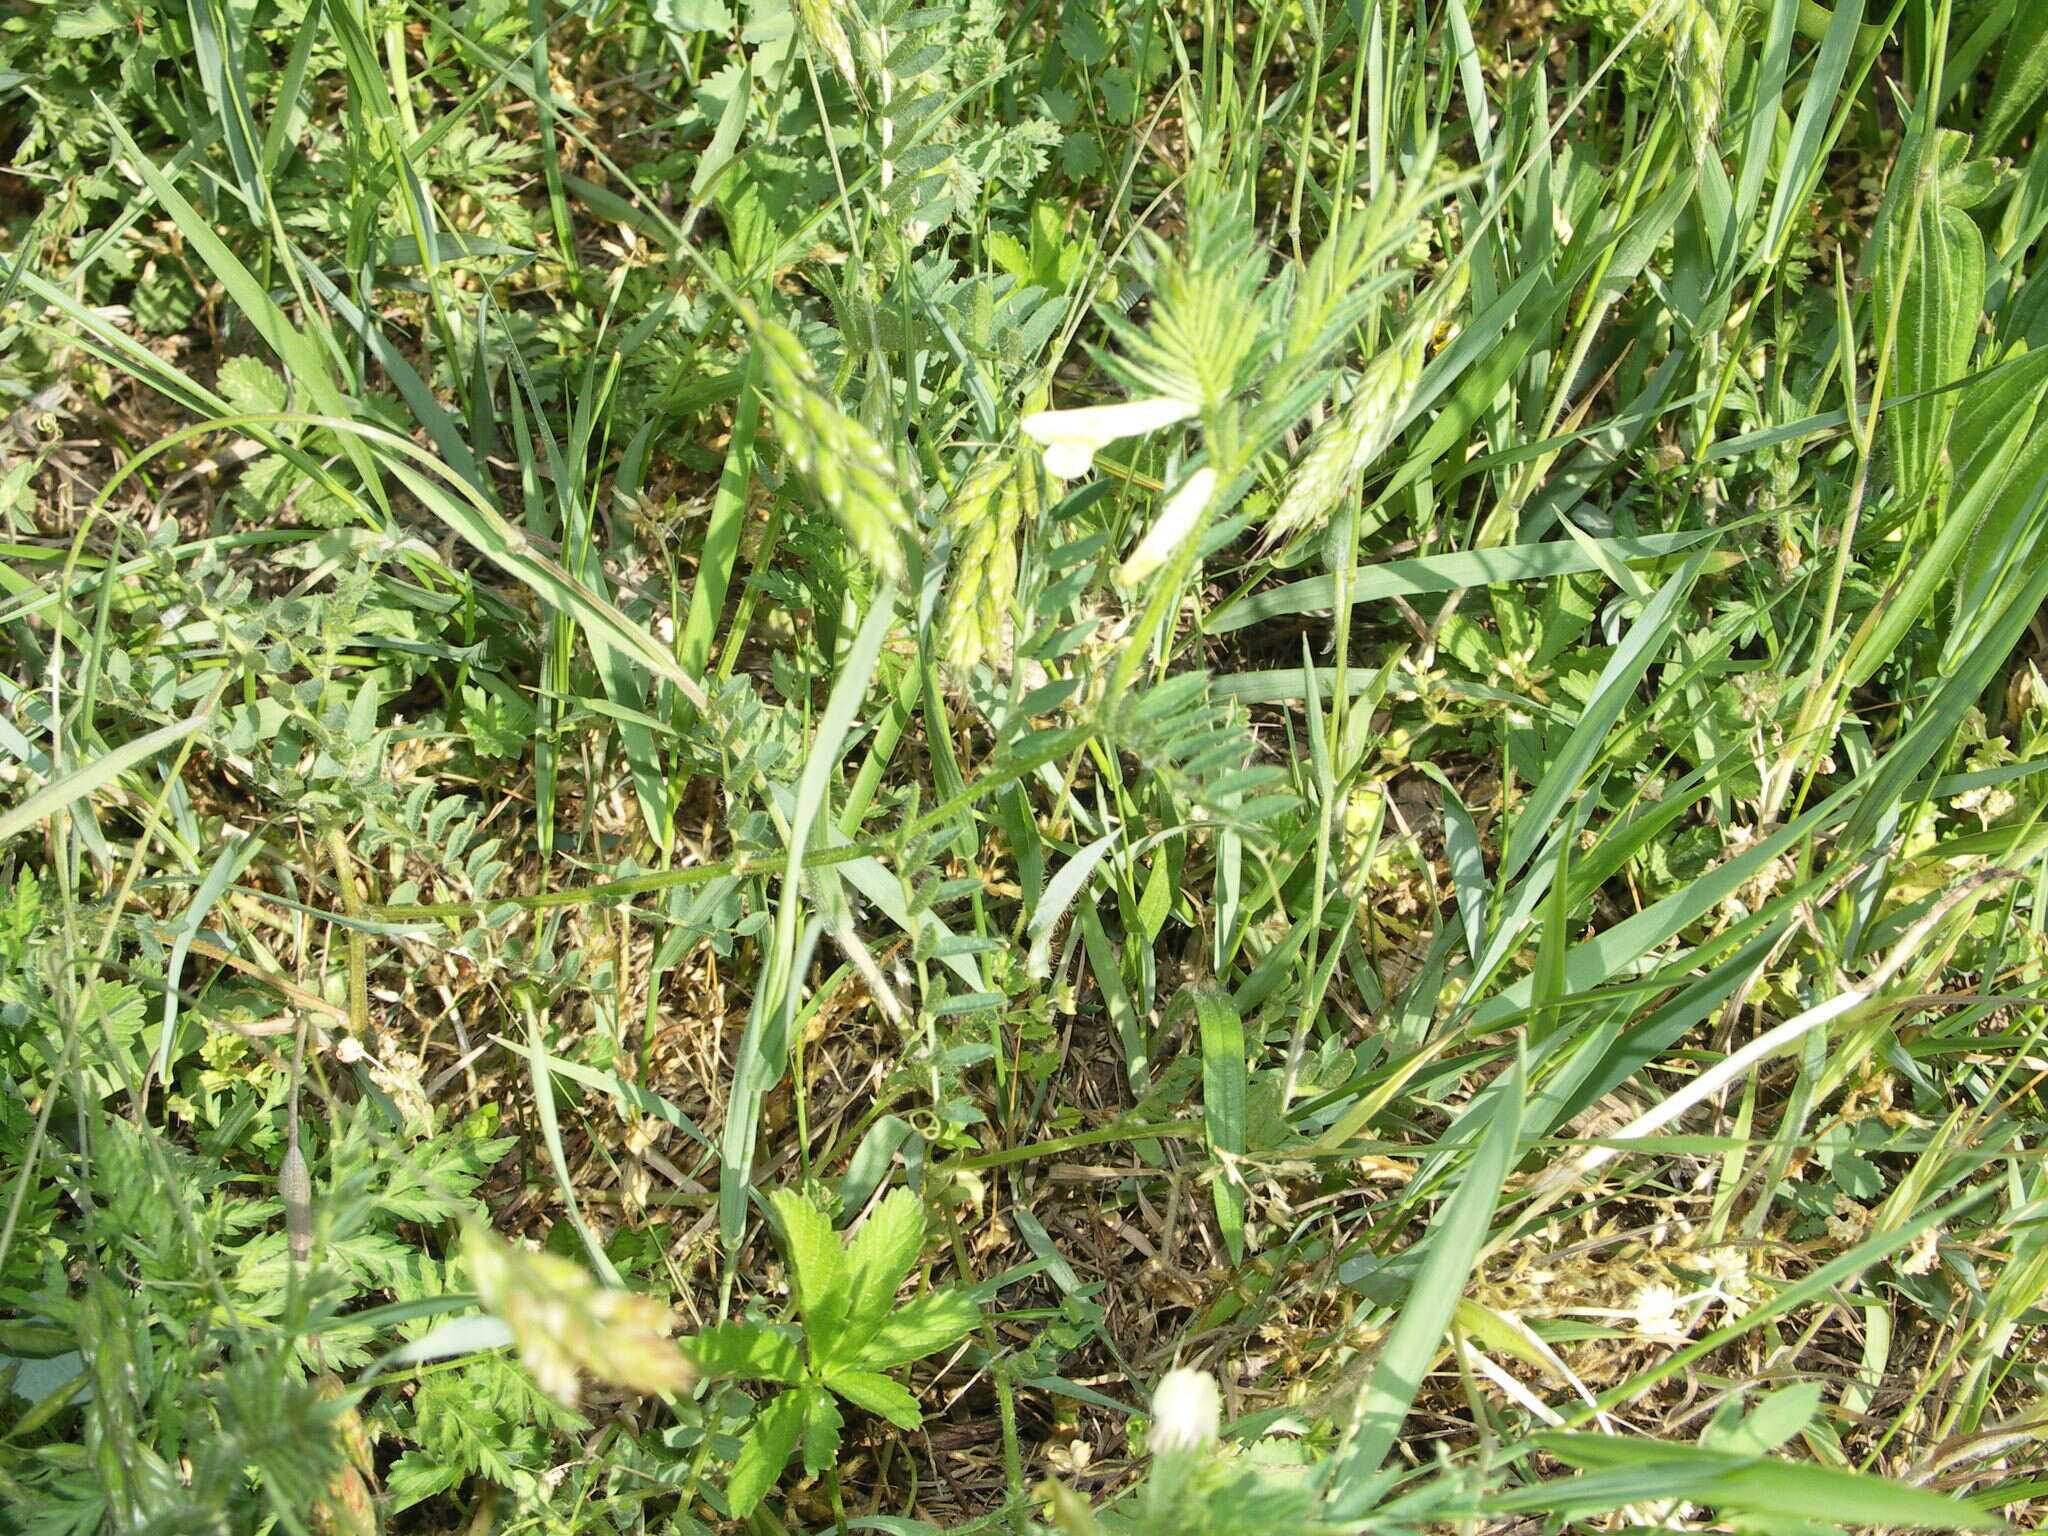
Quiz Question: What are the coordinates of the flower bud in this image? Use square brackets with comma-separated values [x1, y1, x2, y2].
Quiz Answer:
[1148, 1367, 1221, 1455]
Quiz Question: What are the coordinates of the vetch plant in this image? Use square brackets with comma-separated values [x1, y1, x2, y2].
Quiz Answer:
[1020, 395, 1199, 480]
[1119, 466, 1218, 585]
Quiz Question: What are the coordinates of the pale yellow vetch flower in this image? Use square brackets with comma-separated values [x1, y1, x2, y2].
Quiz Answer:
[1117, 467, 1216, 586]
[1020, 396, 1198, 480]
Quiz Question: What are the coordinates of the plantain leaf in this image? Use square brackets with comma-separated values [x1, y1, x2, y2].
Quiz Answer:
[1879, 135, 1986, 503]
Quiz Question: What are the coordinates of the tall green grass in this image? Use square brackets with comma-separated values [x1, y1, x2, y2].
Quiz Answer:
[4, 0, 2048, 1531]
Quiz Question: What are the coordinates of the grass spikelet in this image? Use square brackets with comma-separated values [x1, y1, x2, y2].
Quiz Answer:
[753, 314, 913, 583]
[1263, 334, 1422, 551]
[1673, 0, 1724, 162]
[939, 451, 1027, 672]
[1264, 264, 1467, 553]
[465, 1224, 695, 1409]
[794, 0, 861, 92]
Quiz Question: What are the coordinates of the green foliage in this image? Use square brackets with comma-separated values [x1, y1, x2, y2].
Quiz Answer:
[690, 1187, 980, 1516]
[8, 0, 2048, 1531]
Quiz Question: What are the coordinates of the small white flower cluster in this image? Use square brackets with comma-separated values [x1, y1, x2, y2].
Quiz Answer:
[1622, 1248, 1761, 1342]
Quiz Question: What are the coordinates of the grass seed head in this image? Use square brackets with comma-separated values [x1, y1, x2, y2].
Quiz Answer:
[755, 315, 913, 582]
[795, 0, 861, 91]
[939, 451, 1028, 672]
[465, 1223, 694, 1409]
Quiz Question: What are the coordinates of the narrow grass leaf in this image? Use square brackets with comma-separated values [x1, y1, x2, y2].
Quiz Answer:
[1193, 981, 1249, 1262]
[1339, 1053, 1524, 1485]
[0, 715, 207, 849]
[1502, 554, 1703, 882]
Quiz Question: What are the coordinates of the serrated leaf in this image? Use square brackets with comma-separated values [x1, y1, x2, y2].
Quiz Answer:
[801, 1385, 845, 1476]
[770, 1189, 850, 1346]
[825, 1368, 923, 1429]
[216, 356, 287, 416]
[836, 1189, 926, 1357]
[855, 1287, 981, 1368]
[686, 1321, 804, 1383]
[727, 1389, 806, 1518]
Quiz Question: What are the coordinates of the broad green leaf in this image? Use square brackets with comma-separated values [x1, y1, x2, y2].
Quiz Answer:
[685, 1322, 804, 1384]
[826, 1368, 923, 1430]
[836, 1189, 927, 1360]
[856, 1289, 981, 1369]
[769, 1190, 850, 1349]
[726, 1388, 805, 1518]
[1704, 1382, 1822, 1456]
[802, 1385, 845, 1477]
[1879, 140, 1986, 502]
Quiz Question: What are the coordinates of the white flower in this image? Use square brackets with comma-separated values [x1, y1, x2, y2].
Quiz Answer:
[1117, 467, 1217, 585]
[1020, 396, 1198, 480]
[1148, 1367, 1221, 1455]
[1629, 1282, 1688, 1340]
